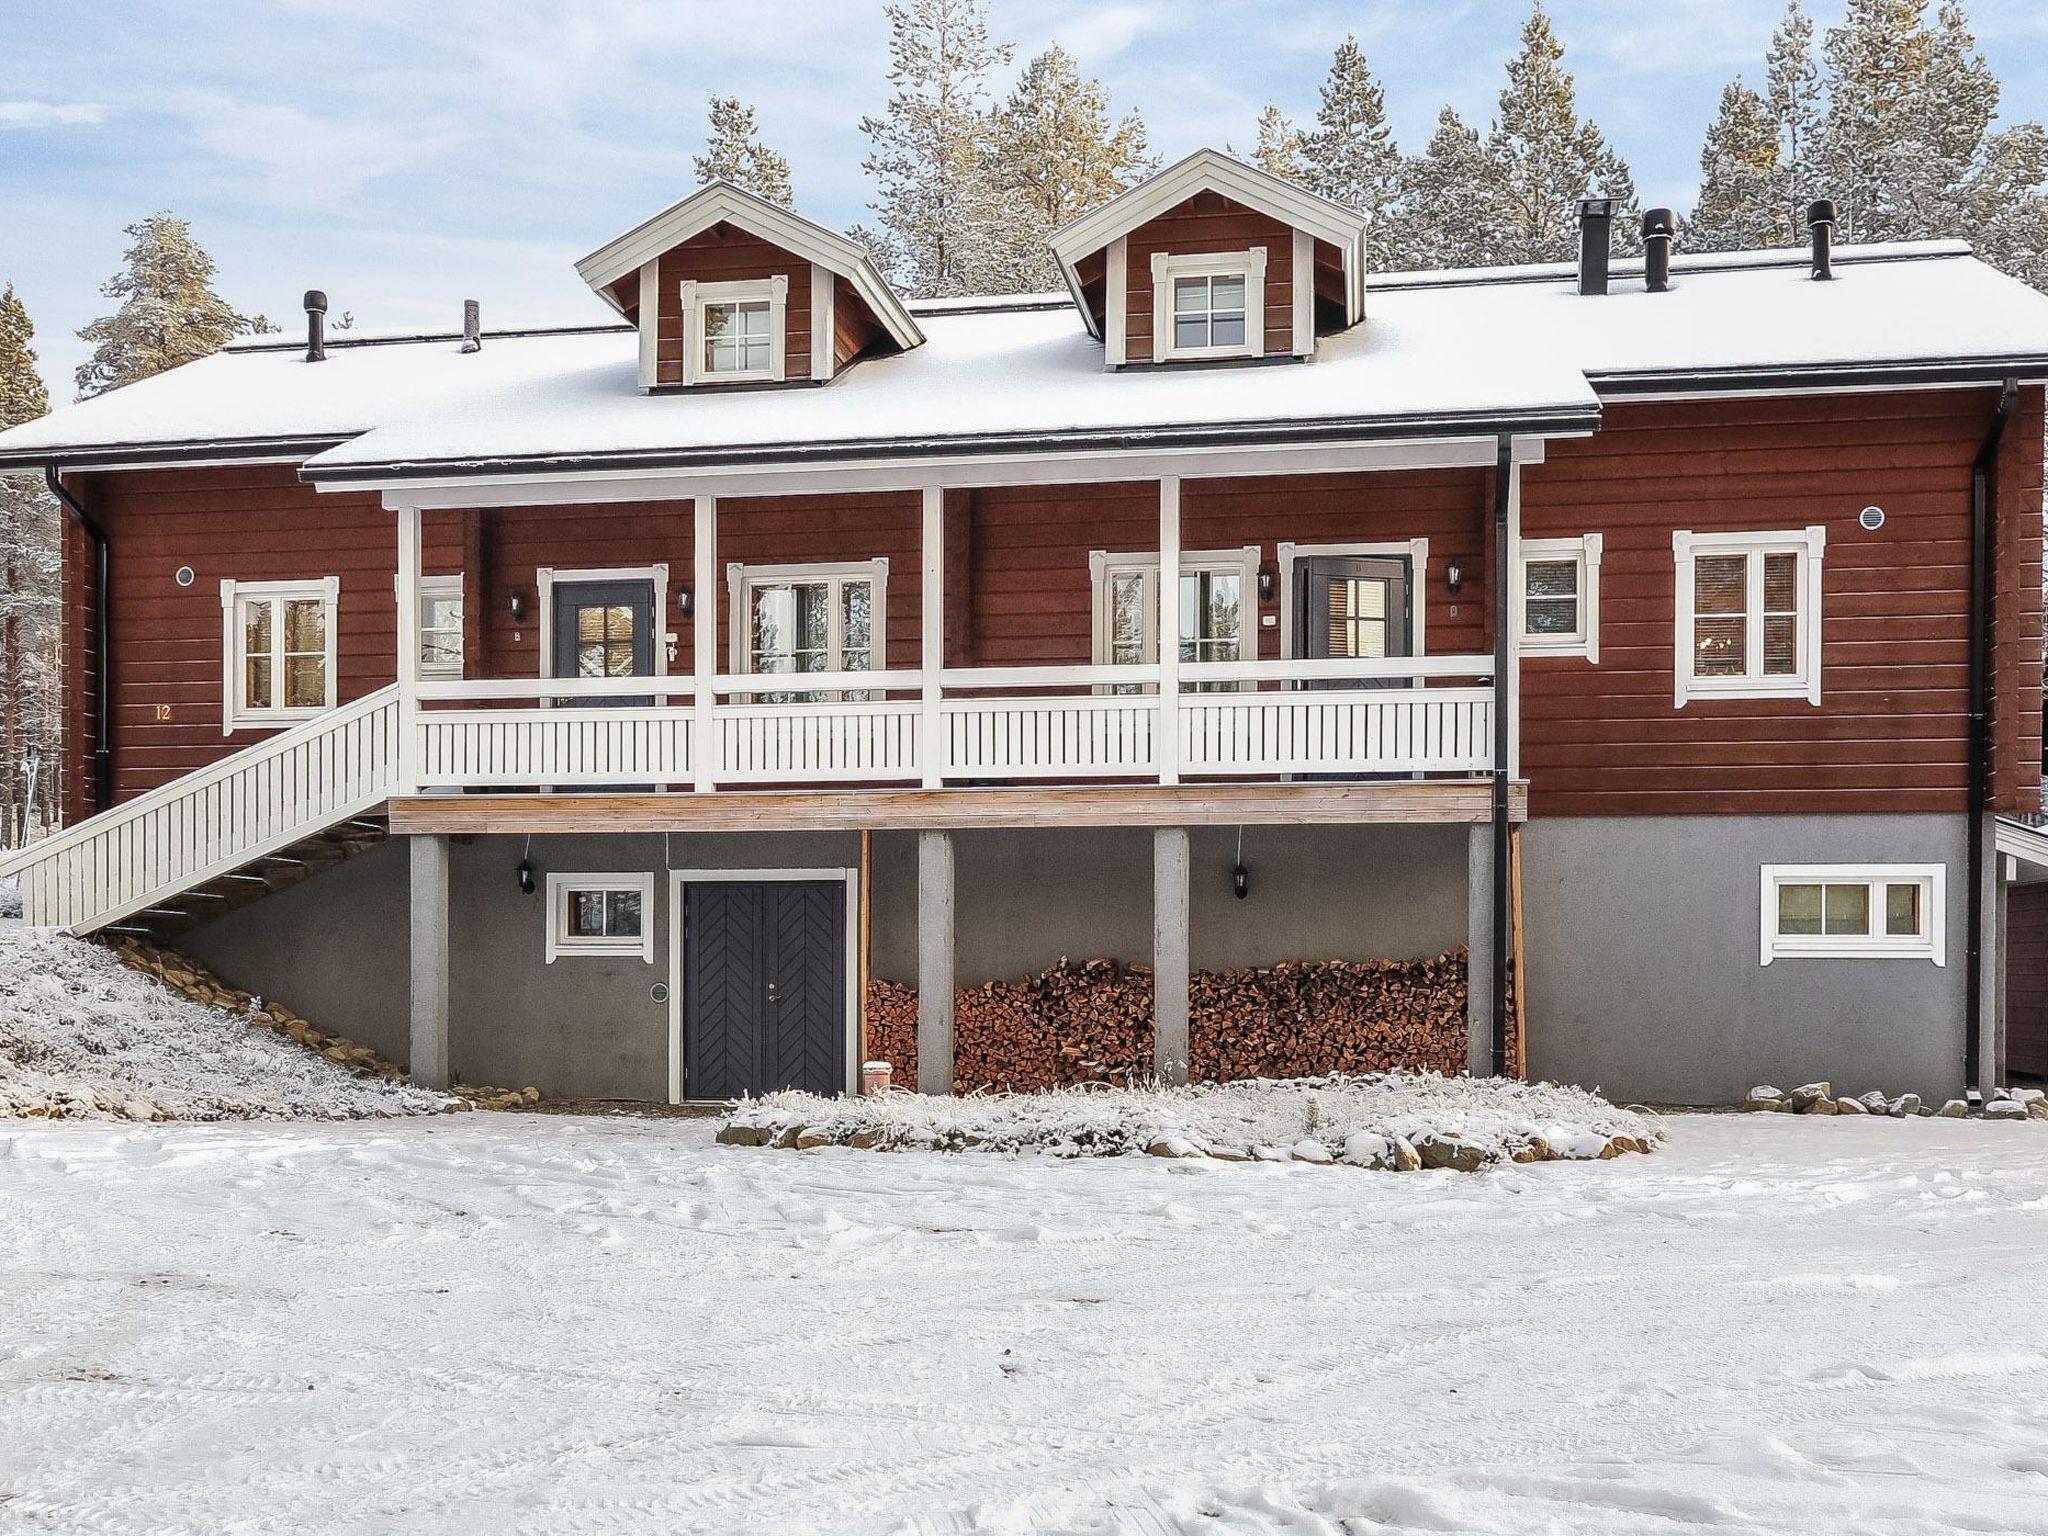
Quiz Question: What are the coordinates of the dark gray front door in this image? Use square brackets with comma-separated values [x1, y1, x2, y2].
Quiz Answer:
[550, 579, 656, 706]
[683, 881, 846, 1100]
[1295, 555, 1412, 685]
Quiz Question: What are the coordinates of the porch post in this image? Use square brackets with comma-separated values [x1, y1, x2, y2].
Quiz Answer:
[916, 829, 955, 1093]
[920, 486, 944, 788]
[1153, 826, 1191, 1085]
[1157, 476, 1181, 785]
[408, 832, 450, 1091]
[693, 495, 716, 792]
[394, 502, 421, 793]
[1466, 824, 1495, 1078]
[1487, 435, 1514, 1076]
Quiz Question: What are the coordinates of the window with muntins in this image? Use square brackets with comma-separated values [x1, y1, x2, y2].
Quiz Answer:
[1761, 864, 1943, 964]
[1519, 534, 1602, 661]
[419, 575, 463, 678]
[1149, 249, 1266, 362]
[681, 275, 787, 385]
[220, 577, 338, 732]
[546, 872, 654, 962]
[730, 560, 886, 703]
[1091, 548, 1258, 692]
[704, 300, 772, 376]
[1173, 273, 1246, 352]
[1673, 528, 1824, 705]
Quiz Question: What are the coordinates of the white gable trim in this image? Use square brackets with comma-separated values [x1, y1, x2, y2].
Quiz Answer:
[576, 180, 923, 353]
[1050, 149, 1368, 339]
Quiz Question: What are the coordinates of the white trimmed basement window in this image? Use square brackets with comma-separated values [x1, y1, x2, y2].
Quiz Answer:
[220, 577, 339, 733]
[1518, 534, 1602, 661]
[1150, 249, 1266, 362]
[682, 275, 788, 385]
[545, 872, 655, 963]
[1673, 527, 1825, 705]
[1760, 864, 1944, 965]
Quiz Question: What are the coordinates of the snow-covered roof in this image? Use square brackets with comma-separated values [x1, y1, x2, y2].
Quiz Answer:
[3, 242, 2045, 483]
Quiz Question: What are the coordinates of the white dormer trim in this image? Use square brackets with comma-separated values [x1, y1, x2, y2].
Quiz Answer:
[810, 267, 835, 382]
[576, 179, 923, 354]
[635, 257, 660, 391]
[1104, 236, 1128, 368]
[1150, 248, 1265, 362]
[1049, 148, 1369, 341]
[680, 276, 789, 386]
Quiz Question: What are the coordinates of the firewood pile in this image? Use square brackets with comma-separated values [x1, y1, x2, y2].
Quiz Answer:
[868, 950, 1516, 1094]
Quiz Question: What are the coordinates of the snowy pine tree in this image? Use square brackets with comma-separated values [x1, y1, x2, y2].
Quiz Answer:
[75, 215, 260, 397]
[0, 286, 61, 845]
[1691, 82, 1788, 251]
[1300, 38, 1406, 268]
[1249, 106, 1304, 181]
[986, 45, 1156, 290]
[1392, 108, 1499, 270]
[693, 97, 794, 206]
[1483, 5, 1640, 264]
[859, 0, 1014, 297]
[1765, 2, 1824, 241]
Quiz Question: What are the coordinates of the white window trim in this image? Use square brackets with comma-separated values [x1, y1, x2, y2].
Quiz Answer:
[546, 871, 656, 964]
[1518, 533, 1602, 662]
[681, 275, 788, 386]
[1760, 863, 1945, 966]
[727, 557, 890, 677]
[1673, 526, 1825, 707]
[1276, 539, 1429, 664]
[1089, 546, 1261, 683]
[1150, 248, 1266, 363]
[219, 576, 339, 735]
[536, 565, 670, 684]
[404, 572, 464, 680]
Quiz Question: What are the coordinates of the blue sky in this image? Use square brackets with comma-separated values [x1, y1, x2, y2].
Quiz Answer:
[4, 0, 2046, 398]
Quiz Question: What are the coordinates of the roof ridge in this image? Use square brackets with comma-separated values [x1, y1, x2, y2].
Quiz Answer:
[1372, 239, 1972, 293]
[225, 321, 636, 354]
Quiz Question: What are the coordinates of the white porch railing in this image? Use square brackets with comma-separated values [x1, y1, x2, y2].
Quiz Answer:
[0, 686, 402, 932]
[411, 656, 1495, 789]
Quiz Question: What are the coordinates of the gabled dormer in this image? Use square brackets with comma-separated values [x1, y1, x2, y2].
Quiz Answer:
[1049, 149, 1369, 368]
[575, 181, 923, 393]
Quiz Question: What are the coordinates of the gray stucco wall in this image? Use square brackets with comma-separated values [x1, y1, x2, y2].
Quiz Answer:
[1521, 813, 1971, 1105]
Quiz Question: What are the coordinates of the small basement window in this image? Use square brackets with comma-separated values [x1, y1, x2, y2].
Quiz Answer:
[546, 872, 655, 963]
[1761, 864, 1943, 964]
[220, 576, 339, 733]
[1673, 527, 1825, 705]
[1518, 534, 1602, 661]
[681, 275, 788, 385]
[1149, 249, 1266, 362]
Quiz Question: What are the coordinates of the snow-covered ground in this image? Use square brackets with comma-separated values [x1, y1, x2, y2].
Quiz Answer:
[5, 1114, 2047, 1533]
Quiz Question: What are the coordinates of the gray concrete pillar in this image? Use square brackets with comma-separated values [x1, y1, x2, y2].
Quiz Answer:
[1977, 812, 2002, 1093]
[916, 830, 955, 1094]
[408, 833, 450, 1091]
[1153, 827, 1191, 1086]
[1466, 824, 1495, 1078]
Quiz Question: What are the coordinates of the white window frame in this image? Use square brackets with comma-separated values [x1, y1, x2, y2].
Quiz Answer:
[219, 576, 339, 734]
[681, 275, 788, 386]
[1673, 526, 1825, 706]
[413, 573, 464, 680]
[546, 871, 656, 963]
[1518, 533, 1602, 662]
[1089, 546, 1261, 687]
[1150, 248, 1266, 363]
[727, 558, 889, 688]
[1760, 863, 1945, 965]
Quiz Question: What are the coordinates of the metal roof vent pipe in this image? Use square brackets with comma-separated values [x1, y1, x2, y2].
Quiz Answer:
[461, 298, 482, 354]
[1642, 207, 1676, 292]
[1808, 199, 1837, 281]
[303, 290, 328, 363]
[1575, 195, 1615, 296]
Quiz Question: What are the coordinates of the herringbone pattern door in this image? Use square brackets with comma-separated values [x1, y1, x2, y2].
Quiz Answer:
[683, 883, 765, 1102]
[682, 881, 844, 1099]
[765, 883, 845, 1096]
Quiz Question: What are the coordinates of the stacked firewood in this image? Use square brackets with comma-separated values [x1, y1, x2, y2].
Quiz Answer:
[865, 950, 1505, 1094]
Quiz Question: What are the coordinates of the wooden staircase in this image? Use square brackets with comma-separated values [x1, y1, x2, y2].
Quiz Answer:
[102, 815, 393, 943]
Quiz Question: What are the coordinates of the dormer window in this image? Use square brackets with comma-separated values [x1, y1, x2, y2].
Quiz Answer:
[682, 276, 787, 385]
[1151, 250, 1265, 362]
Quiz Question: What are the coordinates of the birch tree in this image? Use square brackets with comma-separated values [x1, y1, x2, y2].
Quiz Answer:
[694, 97, 794, 205]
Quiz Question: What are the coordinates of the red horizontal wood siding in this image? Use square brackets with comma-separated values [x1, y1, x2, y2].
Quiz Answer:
[654, 223, 812, 388]
[1123, 192, 1294, 361]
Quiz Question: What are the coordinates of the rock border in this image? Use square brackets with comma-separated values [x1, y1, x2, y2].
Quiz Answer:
[1744, 1080, 2048, 1121]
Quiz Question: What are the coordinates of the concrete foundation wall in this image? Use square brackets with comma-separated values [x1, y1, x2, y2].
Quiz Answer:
[1521, 813, 1971, 1104]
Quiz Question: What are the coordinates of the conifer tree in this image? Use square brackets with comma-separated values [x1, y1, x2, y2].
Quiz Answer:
[1300, 38, 1405, 267]
[694, 97, 794, 206]
[75, 215, 259, 397]
[986, 45, 1156, 289]
[1765, 1, 1824, 240]
[1483, 5, 1639, 264]
[0, 286, 61, 845]
[1691, 82, 1788, 251]
[1391, 108, 1499, 270]
[1249, 106, 1304, 181]
[859, 0, 1013, 297]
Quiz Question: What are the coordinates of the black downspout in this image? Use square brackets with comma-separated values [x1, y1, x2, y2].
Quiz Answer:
[1491, 435, 1513, 1075]
[43, 466, 113, 816]
[1965, 378, 2019, 1097]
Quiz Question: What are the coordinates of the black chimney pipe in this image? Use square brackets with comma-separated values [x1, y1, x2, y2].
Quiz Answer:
[1808, 200, 1837, 281]
[461, 299, 482, 354]
[303, 289, 328, 362]
[1575, 196, 1615, 296]
[1642, 207, 1675, 292]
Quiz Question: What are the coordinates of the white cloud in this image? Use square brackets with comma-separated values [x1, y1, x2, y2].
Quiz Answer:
[0, 101, 110, 128]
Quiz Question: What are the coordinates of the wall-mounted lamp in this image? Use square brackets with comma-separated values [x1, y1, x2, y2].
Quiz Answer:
[1231, 862, 1250, 900]
[1257, 563, 1276, 604]
[516, 857, 535, 896]
[1445, 561, 1464, 596]
[675, 585, 692, 617]
[508, 587, 528, 623]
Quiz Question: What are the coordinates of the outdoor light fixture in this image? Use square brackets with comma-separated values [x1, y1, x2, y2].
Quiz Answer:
[1446, 561, 1464, 595]
[509, 588, 528, 623]
[1232, 863, 1250, 900]
[675, 585, 692, 617]
[1257, 563, 1276, 603]
[516, 858, 535, 896]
